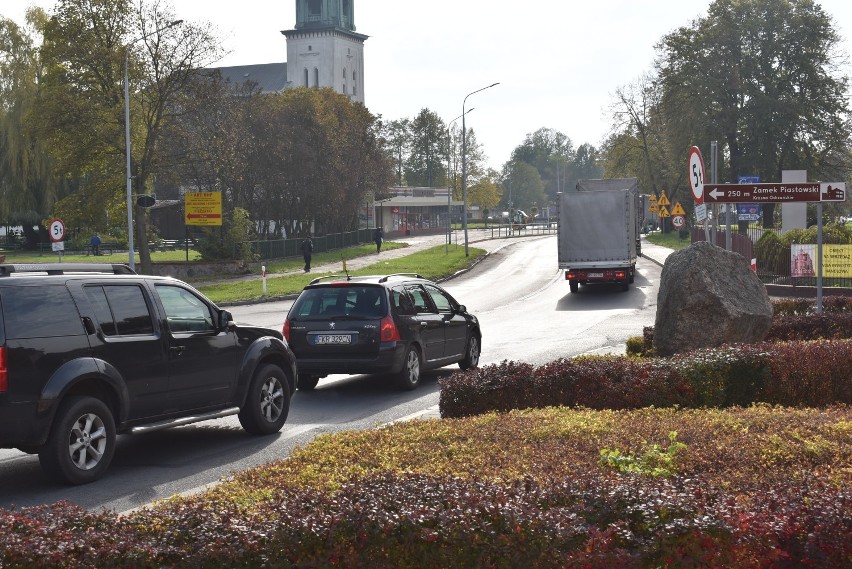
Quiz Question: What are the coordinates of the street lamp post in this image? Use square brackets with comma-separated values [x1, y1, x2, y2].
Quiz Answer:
[461, 82, 499, 256]
[446, 109, 474, 253]
[124, 19, 182, 270]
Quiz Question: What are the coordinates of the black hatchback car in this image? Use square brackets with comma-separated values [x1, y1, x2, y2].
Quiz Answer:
[283, 273, 481, 390]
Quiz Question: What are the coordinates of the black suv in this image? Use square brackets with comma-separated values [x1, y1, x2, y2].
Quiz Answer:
[0, 263, 297, 485]
[283, 273, 481, 390]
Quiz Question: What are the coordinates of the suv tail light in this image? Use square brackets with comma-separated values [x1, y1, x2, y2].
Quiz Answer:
[282, 319, 291, 343]
[0, 347, 7, 393]
[380, 315, 401, 342]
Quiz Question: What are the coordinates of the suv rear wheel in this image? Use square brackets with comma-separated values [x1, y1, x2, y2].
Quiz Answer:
[39, 396, 116, 485]
[238, 364, 290, 435]
[395, 345, 421, 390]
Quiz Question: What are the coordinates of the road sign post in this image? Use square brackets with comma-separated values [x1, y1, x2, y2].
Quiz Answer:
[49, 218, 65, 263]
[687, 146, 708, 240]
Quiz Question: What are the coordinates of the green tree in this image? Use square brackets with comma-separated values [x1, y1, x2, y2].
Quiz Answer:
[0, 9, 65, 247]
[502, 161, 546, 212]
[510, 127, 574, 199]
[404, 108, 446, 187]
[655, 0, 852, 226]
[603, 73, 685, 208]
[468, 168, 502, 212]
[34, 0, 221, 273]
[381, 118, 410, 186]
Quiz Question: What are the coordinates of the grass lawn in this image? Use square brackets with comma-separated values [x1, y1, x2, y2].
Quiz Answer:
[644, 230, 692, 250]
[196, 243, 485, 304]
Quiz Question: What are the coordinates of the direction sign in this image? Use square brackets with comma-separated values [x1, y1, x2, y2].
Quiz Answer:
[49, 218, 65, 243]
[703, 182, 847, 203]
[688, 146, 705, 205]
[185, 192, 223, 226]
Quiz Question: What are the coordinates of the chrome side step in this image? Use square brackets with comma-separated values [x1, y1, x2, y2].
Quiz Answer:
[129, 407, 240, 434]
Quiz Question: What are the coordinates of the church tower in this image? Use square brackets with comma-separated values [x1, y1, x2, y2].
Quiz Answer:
[282, 0, 368, 103]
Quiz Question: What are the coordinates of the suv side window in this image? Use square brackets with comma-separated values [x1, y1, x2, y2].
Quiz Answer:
[85, 285, 155, 336]
[424, 284, 455, 313]
[155, 285, 215, 333]
[405, 285, 436, 314]
[1, 285, 82, 339]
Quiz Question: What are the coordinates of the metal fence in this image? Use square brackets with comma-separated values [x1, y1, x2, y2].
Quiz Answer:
[692, 226, 852, 289]
[246, 229, 375, 260]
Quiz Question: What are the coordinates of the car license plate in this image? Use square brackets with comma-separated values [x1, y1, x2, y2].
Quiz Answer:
[315, 334, 352, 345]
[587, 272, 604, 278]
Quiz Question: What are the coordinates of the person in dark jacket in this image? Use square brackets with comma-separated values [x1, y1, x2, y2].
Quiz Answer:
[301, 236, 313, 272]
[373, 227, 384, 253]
[90, 233, 101, 256]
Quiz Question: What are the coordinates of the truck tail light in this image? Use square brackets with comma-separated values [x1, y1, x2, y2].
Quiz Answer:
[380, 315, 401, 342]
[282, 319, 291, 343]
[615, 271, 626, 279]
[0, 347, 7, 393]
[565, 271, 576, 281]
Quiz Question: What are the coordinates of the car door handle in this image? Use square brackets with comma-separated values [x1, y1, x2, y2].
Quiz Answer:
[420, 321, 428, 327]
[169, 346, 186, 356]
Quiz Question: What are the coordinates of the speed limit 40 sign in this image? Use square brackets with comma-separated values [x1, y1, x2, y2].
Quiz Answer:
[49, 218, 66, 243]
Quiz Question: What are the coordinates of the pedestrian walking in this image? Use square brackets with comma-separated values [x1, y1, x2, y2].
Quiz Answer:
[90, 233, 101, 256]
[301, 236, 313, 272]
[373, 227, 384, 253]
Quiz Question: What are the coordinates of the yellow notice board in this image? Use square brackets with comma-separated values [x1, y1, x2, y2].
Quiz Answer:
[185, 192, 223, 226]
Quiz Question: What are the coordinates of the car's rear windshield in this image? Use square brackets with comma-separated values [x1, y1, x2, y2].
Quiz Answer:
[290, 285, 386, 319]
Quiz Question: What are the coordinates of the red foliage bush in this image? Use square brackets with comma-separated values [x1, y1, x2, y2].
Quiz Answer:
[440, 339, 852, 418]
[2, 474, 849, 568]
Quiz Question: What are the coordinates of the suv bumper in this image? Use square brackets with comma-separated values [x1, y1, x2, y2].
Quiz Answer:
[0, 400, 45, 447]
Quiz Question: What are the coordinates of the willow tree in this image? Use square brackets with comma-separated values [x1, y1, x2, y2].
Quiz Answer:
[0, 10, 63, 247]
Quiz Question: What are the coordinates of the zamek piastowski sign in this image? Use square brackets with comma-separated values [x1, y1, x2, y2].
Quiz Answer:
[703, 182, 846, 203]
[185, 192, 223, 226]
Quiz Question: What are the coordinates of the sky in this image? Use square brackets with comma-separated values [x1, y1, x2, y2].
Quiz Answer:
[3, 0, 852, 171]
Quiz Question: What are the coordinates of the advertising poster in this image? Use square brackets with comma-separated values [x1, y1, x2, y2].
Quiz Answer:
[791, 244, 852, 278]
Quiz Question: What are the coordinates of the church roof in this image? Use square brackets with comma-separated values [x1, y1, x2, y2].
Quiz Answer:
[208, 62, 288, 93]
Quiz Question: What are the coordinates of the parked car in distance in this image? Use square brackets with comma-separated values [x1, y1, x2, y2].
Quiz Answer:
[283, 273, 481, 391]
[0, 263, 297, 485]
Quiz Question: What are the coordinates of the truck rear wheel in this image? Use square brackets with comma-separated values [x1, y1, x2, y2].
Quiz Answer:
[569, 281, 579, 293]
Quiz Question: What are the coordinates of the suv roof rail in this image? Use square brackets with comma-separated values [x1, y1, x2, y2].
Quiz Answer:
[378, 273, 424, 283]
[308, 274, 352, 285]
[0, 263, 137, 277]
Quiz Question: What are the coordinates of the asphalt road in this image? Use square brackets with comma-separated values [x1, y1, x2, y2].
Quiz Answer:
[0, 235, 662, 514]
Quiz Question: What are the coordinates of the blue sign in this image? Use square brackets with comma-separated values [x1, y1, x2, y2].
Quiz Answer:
[737, 203, 761, 221]
[738, 176, 761, 184]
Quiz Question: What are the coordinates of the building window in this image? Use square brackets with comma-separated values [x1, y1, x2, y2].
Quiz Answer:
[308, 0, 321, 16]
[308, 45, 312, 51]
[314, 67, 319, 87]
[303, 68, 309, 87]
[343, 68, 346, 78]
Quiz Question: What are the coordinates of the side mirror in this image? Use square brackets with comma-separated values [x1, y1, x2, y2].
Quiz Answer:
[219, 310, 234, 329]
[457, 305, 467, 313]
